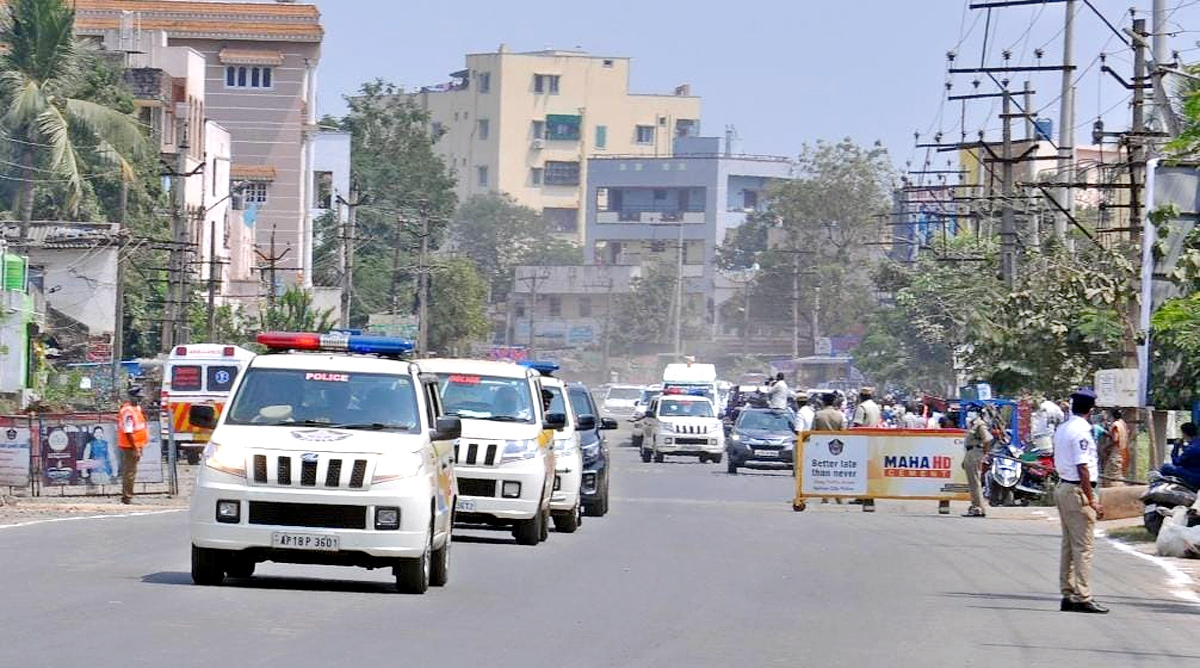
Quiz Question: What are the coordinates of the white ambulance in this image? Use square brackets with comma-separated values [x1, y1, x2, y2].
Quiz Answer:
[418, 358, 560, 546]
[162, 344, 255, 463]
[188, 332, 460, 594]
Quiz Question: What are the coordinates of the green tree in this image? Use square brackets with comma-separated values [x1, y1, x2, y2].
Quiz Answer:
[609, 262, 705, 353]
[0, 0, 148, 241]
[451, 192, 582, 301]
[427, 256, 489, 355]
[260, 286, 337, 333]
[312, 80, 456, 324]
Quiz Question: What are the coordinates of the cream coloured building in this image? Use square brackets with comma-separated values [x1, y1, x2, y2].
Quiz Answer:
[416, 46, 701, 241]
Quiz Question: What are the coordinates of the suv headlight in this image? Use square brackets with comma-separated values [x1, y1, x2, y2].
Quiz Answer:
[554, 438, 577, 457]
[373, 453, 422, 484]
[582, 441, 600, 461]
[501, 438, 540, 463]
[204, 441, 246, 477]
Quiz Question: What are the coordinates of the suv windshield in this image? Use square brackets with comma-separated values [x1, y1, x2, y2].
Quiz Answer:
[439, 374, 536, 424]
[606, 387, 641, 401]
[225, 368, 419, 431]
[568, 388, 594, 419]
[737, 410, 795, 433]
[659, 399, 714, 418]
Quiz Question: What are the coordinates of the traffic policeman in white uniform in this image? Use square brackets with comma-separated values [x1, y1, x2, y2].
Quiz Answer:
[1052, 387, 1108, 614]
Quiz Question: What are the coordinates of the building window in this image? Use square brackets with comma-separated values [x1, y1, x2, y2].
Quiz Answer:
[543, 207, 578, 233]
[544, 161, 580, 186]
[635, 125, 655, 144]
[476, 166, 489, 188]
[579, 297, 592, 317]
[532, 120, 545, 139]
[602, 59, 614, 68]
[743, 190, 759, 210]
[530, 167, 543, 186]
[313, 171, 333, 209]
[650, 240, 666, 253]
[225, 66, 272, 89]
[243, 182, 269, 205]
[533, 74, 560, 94]
[477, 118, 489, 140]
[514, 301, 525, 318]
[548, 296, 562, 317]
[546, 114, 581, 141]
[595, 125, 607, 149]
[477, 71, 491, 93]
[431, 121, 443, 138]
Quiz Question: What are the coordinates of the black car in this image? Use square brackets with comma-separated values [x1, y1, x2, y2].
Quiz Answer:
[568, 383, 617, 516]
[726, 408, 797, 474]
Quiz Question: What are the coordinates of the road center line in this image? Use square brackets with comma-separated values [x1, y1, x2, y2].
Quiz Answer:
[0, 508, 185, 530]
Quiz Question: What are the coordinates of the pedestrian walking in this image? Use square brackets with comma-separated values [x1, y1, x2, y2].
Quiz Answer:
[1103, 409, 1129, 487]
[962, 409, 992, 517]
[1053, 388, 1108, 614]
[118, 387, 150, 504]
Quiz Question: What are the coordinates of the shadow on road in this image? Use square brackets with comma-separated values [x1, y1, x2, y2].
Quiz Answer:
[980, 642, 1200, 660]
[450, 532, 519, 546]
[943, 591, 1200, 616]
[141, 571, 397, 594]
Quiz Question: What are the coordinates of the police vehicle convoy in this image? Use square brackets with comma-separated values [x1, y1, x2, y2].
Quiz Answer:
[534, 363, 585, 533]
[641, 389, 726, 464]
[187, 332, 461, 594]
[418, 358, 560, 546]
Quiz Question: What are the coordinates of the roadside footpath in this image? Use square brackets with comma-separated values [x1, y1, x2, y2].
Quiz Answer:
[0, 466, 195, 526]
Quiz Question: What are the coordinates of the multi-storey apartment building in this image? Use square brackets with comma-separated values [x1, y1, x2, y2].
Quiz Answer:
[76, 0, 324, 287]
[416, 46, 701, 241]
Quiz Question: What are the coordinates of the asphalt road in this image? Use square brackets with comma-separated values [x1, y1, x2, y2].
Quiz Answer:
[2, 425, 1199, 667]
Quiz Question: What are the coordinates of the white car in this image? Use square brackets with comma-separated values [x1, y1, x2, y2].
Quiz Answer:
[418, 359, 559, 546]
[630, 385, 662, 448]
[541, 376, 583, 533]
[641, 393, 725, 463]
[188, 333, 459, 595]
[602, 384, 644, 419]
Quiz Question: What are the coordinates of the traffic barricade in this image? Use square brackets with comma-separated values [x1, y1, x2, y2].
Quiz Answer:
[793, 428, 970, 513]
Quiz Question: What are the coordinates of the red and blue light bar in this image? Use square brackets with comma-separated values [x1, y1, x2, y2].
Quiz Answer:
[257, 331, 414, 356]
[519, 360, 560, 376]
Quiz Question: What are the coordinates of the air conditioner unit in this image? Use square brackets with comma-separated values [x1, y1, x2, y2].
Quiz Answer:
[532, 138, 545, 150]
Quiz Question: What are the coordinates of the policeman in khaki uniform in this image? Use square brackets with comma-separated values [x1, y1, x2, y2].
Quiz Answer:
[962, 410, 992, 517]
[1053, 388, 1108, 614]
[118, 387, 150, 504]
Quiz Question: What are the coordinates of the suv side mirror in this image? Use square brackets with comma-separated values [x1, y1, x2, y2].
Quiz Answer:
[433, 416, 462, 440]
[576, 414, 597, 431]
[189, 405, 218, 430]
[543, 412, 567, 431]
[600, 417, 618, 430]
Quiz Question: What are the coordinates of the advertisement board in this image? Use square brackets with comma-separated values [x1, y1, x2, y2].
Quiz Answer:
[40, 418, 164, 486]
[795, 429, 970, 509]
[0, 425, 32, 487]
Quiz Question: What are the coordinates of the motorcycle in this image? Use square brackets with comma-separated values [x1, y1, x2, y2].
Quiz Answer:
[985, 441, 1023, 507]
[1142, 472, 1199, 537]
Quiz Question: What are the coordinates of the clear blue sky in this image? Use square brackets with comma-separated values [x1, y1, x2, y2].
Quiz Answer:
[314, 1, 1200, 169]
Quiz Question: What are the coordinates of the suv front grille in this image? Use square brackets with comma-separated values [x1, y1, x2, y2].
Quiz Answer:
[457, 478, 497, 497]
[248, 501, 366, 529]
[249, 453, 371, 489]
[455, 442, 499, 466]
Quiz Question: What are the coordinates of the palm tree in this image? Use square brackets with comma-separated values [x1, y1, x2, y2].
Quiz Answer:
[0, 0, 147, 243]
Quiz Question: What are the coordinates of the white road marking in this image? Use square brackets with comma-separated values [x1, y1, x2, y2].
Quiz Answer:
[1104, 534, 1200, 604]
[0, 508, 185, 530]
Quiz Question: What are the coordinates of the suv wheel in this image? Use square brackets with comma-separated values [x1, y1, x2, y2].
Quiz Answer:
[653, 452, 665, 463]
[554, 503, 581, 533]
[513, 500, 543, 546]
[396, 530, 431, 594]
[430, 526, 450, 587]
[191, 546, 226, 586]
[641, 447, 652, 463]
[727, 459, 738, 474]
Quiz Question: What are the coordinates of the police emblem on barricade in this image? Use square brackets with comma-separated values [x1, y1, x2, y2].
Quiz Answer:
[828, 438, 844, 456]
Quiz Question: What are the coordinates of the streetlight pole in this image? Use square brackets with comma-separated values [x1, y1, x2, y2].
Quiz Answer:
[673, 221, 685, 357]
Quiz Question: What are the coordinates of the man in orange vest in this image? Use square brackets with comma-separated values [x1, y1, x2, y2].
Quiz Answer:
[118, 387, 150, 504]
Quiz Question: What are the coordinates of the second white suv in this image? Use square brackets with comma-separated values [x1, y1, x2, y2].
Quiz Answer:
[641, 393, 725, 464]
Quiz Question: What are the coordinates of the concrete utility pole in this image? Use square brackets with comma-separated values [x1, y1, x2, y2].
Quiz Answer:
[1001, 88, 1017, 286]
[165, 113, 193, 350]
[516, 269, 551, 359]
[111, 180, 129, 395]
[254, 226, 289, 328]
[1152, 0, 1171, 132]
[334, 188, 363, 330]
[417, 204, 431, 356]
[206, 212, 219, 340]
[1054, 0, 1076, 242]
[672, 221, 685, 357]
[791, 250, 800, 359]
